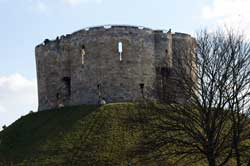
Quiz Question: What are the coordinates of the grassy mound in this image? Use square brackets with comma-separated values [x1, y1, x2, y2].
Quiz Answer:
[0, 102, 237, 166]
[0, 103, 171, 166]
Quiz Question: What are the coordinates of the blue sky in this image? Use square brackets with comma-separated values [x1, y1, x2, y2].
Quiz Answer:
[0, 0, 249, 127]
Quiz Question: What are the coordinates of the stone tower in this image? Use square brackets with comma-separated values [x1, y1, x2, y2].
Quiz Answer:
[35, 25, 196, 111]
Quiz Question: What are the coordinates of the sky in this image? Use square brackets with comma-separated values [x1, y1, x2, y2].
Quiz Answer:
[0, 0, 250, 128]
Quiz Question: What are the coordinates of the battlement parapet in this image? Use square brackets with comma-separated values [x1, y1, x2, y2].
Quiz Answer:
[38, 25, 180, 47]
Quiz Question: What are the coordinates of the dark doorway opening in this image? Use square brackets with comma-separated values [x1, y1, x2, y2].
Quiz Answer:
[62, 77, 71, 97]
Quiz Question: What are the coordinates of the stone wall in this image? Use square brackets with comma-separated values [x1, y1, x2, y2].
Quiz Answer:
[35, 25, 196, 111]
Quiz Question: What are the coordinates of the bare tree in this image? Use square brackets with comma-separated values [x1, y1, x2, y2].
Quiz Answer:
[225, 30, 250, 166]
[141, 29, 250, 166]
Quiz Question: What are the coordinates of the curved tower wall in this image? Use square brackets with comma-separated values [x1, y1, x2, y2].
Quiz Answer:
[35, 25, 195, 111]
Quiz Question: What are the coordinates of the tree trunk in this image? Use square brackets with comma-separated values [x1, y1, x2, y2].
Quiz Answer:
[233, 124, 241, 166]
[207, 146, 216, 166]
[207, 156, 216, 166]
[235, 145, 241, 166]
[207, 142, 216, 166]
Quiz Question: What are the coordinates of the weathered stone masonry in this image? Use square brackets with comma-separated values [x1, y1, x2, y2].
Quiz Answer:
[35, 25, 196, 111]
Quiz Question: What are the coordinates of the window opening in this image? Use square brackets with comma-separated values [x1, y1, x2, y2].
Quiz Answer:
[81, 45, 86, 65]
[139, 83, 145, 99]
[97, 84, 101, 99]
[118, 42, 123, 61]
[56, 93, 60, 100]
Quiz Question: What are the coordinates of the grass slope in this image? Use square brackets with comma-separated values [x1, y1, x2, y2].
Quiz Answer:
[0, 103, 170, 166]
[0, 102, 236, 166]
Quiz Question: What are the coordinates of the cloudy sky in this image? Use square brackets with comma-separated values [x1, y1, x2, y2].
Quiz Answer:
[0, 0, 250, 127]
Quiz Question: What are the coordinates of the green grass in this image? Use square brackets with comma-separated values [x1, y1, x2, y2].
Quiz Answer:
[0, 103, 165, 166]
[0, 102, 237, 166]
[0, 105, 98, 164]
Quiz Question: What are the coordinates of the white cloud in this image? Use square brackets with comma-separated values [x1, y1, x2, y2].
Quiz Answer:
[37, 1, 48, 12]
[28, 0, 49, 14]
[0, 104, 6, 113]
[0, 74, 36, 92]
[201, 0, 250, 38]
[63, 0, 103, 6]
[0, 74, 38, 128]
